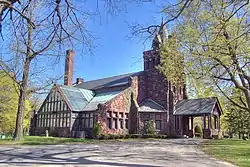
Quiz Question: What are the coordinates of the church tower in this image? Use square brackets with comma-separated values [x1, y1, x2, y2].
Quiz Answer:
[142, 19, 170, 108]
[141, 19, 186, 136]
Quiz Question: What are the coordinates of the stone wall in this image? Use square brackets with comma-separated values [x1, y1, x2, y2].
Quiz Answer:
[36, 127, 71, 137]
[138, 112, 168, 134]
[96, 76, 140, 135]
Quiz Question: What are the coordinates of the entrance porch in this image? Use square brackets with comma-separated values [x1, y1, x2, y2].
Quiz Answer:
[173, 97, 223, 139]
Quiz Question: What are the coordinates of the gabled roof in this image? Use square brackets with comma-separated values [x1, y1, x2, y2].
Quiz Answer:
[82, 90, 121, 111]
[139, 99, 166, 112]
[174, 97, 221, 116]
[59, 85, 95, 111]
[75, 71, 142, 90]
[58, 85, 121, 112]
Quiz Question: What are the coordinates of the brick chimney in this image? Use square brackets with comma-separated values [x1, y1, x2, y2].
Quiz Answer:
[76, 78, 84, 84]
[64, 50, 74, 86]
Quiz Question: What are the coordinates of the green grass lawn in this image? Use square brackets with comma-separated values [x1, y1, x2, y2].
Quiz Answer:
[201, 139, 250, 167]
[0, 136, 98, 145]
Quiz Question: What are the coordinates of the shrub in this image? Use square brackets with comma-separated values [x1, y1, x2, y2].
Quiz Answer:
[119, 134, 125, 139]
[194, 125, 202, 138]
[125, 134, 131, 139]
[113, 134, 120, 139]
[144, 120, 156, 134]
[195, 133, 201, 138]
[131, 134, 141, 138]
[99, 134, 108, 140]
[93, 123, 102, 139]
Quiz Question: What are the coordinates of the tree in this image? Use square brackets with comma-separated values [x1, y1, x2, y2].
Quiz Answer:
[158, 0, 250, 112]
[0, 71, 32, 135]
[157, 35, 185, 87]
[224, 104, 250, 138]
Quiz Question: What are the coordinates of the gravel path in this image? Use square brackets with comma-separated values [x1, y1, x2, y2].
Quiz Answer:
[0, 139, 236, 167]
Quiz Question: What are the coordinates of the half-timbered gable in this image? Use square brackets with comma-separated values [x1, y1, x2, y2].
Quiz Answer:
[36, 85, 72, 137]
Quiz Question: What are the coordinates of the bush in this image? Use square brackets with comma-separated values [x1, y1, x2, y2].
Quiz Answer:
[131, 134, 141, 138]
[99, 134, 108, 140]
[119, 134, 125, 139]
[125, 134, 131, 139]
[195, 133, 201, 138]
[144, 120, 156, 134]
[194, 125, 202, 138]
[93, 123, 102, 139]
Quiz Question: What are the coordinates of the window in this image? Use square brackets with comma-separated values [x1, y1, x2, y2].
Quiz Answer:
[60, 113, 63, 127]
[89, 113, 93, 128]
[107, 118, 112, 129]
[63, 113, 67, 127]
[119, 119, 124, 129]
[147, 60, 150, 69]
[44, 114, 47, 127]
[119, 113, 123, 118]
[125, 119, 128, 129]
[155, 120, 161, 130]
[114, 118, 118, 129]
[152, 58, 156, 68]
[52, 114, 56, 127]
[85, 115, 89, 128]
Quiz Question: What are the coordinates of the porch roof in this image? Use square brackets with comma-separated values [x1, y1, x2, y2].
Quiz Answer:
[174, 97, 219, 116]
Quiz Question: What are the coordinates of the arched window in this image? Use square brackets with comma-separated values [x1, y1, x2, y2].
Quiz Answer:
[152, 58, 156, 68]
[147, 59, 150, 69]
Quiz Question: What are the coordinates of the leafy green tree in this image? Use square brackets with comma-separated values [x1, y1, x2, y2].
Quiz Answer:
[158, 35, 185, 87]
[224, 106, 250, 138]
[0, 71, 32, 134]
[159, 0, 250, 112]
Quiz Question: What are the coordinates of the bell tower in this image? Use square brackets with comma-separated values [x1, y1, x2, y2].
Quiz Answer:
[143, 18, 168, 71]
[142, 19, 170, 109]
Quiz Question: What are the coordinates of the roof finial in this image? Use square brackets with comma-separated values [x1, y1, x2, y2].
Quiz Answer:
[151, 17, 168, 50]
[161, 16, 164, 26]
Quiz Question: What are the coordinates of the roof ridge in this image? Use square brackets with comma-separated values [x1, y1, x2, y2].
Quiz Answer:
[181, 97, 217, 101]
[78, 71, 142, 83]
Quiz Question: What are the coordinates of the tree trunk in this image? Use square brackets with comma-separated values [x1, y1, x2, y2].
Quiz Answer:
[243, 89, 250, 112]
[13, 13, 33, 140]
[13, 57, 31, 140]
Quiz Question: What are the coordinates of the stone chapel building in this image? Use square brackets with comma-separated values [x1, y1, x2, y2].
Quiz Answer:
[33, 21, 222, 139]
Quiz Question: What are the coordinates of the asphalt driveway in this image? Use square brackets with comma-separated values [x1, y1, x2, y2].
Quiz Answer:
[0, 139, 235, 167]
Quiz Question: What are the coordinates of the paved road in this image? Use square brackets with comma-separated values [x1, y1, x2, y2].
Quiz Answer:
[0, 139, 235, 167]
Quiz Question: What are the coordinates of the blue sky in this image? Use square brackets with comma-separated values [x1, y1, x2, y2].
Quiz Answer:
[66, 1, 166, 83]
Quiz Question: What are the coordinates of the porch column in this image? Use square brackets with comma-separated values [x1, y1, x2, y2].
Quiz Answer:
[218, 115, 220, 130]
[203, 114, 206, 129]
[207, 114, 211, 129]
[191, 117, 193, 130]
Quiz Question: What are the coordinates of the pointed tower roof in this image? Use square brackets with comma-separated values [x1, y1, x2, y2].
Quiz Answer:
[159, 17, 168, 43]
[151, 17, 168, 50]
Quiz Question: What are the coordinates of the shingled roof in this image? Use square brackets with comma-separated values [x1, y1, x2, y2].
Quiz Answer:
[174, 97, 221, 116]
[75, 71, 142, 90]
